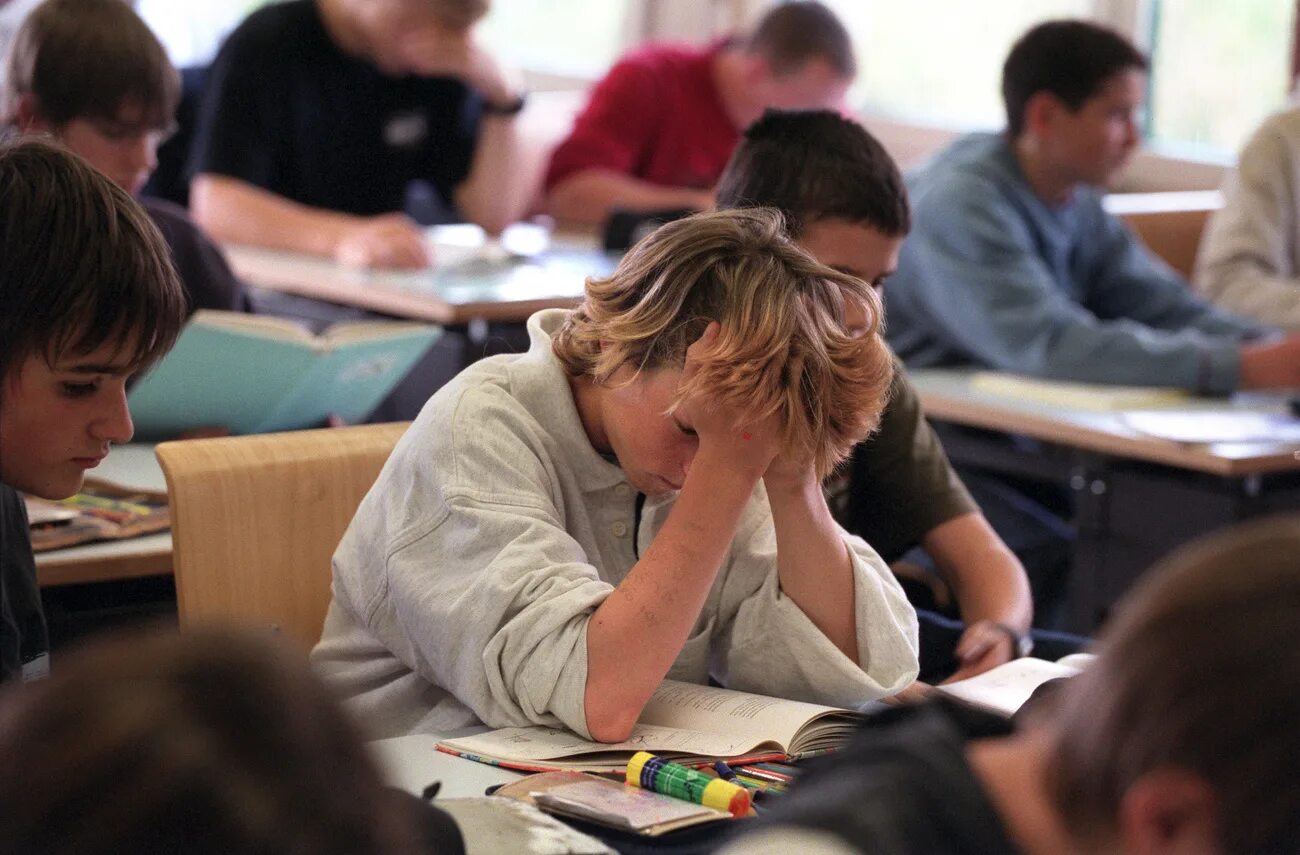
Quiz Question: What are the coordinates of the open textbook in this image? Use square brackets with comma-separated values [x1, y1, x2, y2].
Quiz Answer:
[127, 310, 439, 438]
[936, 653, 1096, 716]
[437, 680, 862, 774]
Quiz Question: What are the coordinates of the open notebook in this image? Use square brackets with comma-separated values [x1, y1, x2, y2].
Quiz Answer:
[936, 653, 1095, 716]
[437, 680, 862, 774]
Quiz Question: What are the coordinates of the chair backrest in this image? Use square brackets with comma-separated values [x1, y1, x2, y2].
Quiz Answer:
[1105, 190, 1224, 280]
[155, 422, 410, 650]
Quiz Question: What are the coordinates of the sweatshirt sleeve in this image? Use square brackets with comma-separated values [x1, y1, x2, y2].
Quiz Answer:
[341, 387, 616, 739]
[712, 493, 919, 709]
[1194, 111, 1300, 331]
[898, 173, 1245, 394]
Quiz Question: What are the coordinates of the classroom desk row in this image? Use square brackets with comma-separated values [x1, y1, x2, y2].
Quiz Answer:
[34, 240, 1300, 633]
[222, 229, 618, 328]
[910, 369, 1300, 631]
[37, 370, 1300, 637]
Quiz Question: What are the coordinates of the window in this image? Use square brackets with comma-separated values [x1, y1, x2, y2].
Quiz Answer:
[137, 0, 273, 68]
[1145, 0, 1296, 156]
[479, 0, 630, 81]
[817, 0, 1298, 161]
[821, 0, 1093, 128]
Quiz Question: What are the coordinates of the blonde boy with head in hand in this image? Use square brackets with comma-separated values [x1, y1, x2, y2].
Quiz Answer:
[313, 208, 919, 740]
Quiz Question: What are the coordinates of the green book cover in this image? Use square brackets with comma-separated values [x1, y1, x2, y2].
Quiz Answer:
[128, 311, 440, 438]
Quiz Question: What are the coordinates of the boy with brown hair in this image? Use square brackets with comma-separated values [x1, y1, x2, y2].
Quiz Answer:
[312, 208, 919, 740]
[3, 0, 248, 315]
[190, 0, 531, 269]
[545, 1, 855, 226]
[715, 109, 1055, 681]
[0, 138, 187, 684]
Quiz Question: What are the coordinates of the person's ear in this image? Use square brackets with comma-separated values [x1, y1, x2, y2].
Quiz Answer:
[1022, 91, 1066, 141]
[1117, 768, 1220, 855]
[13, 93, 52, 133]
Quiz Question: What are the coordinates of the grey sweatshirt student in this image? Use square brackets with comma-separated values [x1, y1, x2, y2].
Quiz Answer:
[1194, 105, 1300, 331]
[311, 310, 920, 739]
[885, 133, 1265, 394]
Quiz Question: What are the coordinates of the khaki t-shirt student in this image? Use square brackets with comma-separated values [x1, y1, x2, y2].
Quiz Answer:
[825, 366, 977, 562]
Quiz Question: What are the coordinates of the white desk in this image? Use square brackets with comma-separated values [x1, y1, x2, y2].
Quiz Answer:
[225, 233, 619, 327]
[34, 445, 172, 587]
[371, 732, 523, 798]
[910, 368, 1300, 477]
[908, 368, 1300, 631]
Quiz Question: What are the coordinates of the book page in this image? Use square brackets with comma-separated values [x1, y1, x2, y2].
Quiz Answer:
[937, 657, 1085, 716]
[440, 721, 778, 764]
[970, 372, 1189, 411]
[637, 680, 853, 754]
[190, 309, 314, 343]
[320, 320, 439, 347]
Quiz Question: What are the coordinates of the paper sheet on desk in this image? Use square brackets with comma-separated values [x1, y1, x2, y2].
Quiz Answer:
[1121, 410, 1300, 444]
[969, 373, 1189, 410]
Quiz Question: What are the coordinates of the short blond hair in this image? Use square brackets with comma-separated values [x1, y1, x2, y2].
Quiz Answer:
[553, 208, 893, 479]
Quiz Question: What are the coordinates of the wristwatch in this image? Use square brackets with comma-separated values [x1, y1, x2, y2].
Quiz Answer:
[994, 622, 1034, 659]
[483, 91, 527, 116]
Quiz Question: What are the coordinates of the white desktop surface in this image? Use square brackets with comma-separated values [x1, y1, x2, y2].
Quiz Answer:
[370, 732, 524, 798]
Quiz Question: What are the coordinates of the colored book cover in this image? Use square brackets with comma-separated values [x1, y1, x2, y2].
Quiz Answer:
[127, 310, 440, 438]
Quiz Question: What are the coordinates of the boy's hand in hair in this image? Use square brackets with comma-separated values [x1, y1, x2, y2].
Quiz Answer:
[335, 214, 433, 270]
[678, 323, 782, 481]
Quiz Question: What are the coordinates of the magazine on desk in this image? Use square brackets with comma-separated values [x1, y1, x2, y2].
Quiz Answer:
[127, 310, 440, 438]
[25, 478, 169, 552]
[437, 680, 862, 774]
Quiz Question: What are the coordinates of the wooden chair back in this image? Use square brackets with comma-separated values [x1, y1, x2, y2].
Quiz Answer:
[1105, 190, 1224, 280]
[155, 422, 409, 650]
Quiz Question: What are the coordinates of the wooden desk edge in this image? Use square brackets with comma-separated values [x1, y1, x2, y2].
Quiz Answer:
[36, 547, 172, 587]
[917, 390, 1299, 478]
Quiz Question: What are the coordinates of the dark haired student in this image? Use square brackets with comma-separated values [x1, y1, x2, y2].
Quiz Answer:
[0, 139, 187, 684]
[3, 0, 248, 316]
[715, 110, 1089, 681]
[879, 20, 1300, 627]
[887, 18, 1300, 394]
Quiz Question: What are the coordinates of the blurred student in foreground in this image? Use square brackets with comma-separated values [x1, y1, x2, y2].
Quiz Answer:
[722, 514, 1300, 854]
[0, 627, 464, 855]
[0, 139, 186, 686]
[3, 0, 248, 314]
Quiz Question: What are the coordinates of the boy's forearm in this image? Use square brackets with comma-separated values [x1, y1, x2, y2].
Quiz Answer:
[767, 470, 860, 664]
[922, 513, 1032, 632]
[191, 174, 354, 257]
[545, 170, 713, 226]
[454, 113, 530, 235]
[583, 453, 758, 742]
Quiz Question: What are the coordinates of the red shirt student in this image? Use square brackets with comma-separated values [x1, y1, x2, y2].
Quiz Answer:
[543, 2, 856, 226]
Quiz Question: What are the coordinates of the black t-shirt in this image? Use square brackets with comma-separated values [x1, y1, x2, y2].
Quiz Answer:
[143, 197, 250, 314]
[741, 701, 1022, 855]
[190, 0, 483, 223]
[0, 484, 49, 685]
